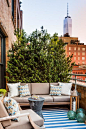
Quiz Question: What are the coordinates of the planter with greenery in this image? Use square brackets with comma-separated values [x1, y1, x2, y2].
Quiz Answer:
[6, 27, 74, 83]
[0, 89, 7, 97]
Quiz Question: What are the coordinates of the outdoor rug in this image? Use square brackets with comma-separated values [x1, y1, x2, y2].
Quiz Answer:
[42, 108, 86, 129]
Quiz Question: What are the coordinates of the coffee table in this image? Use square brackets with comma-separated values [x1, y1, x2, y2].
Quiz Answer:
[28, 97, 45, 119]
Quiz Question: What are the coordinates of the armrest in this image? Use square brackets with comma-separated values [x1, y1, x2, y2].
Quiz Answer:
[28, 115, 45, 129]
[0, 113, 30, 122]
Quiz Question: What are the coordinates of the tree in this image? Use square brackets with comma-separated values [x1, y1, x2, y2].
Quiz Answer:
[6, 28, 74, 83]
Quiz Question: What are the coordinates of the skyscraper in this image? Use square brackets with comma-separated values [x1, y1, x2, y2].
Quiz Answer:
[63, 3, 72, 37]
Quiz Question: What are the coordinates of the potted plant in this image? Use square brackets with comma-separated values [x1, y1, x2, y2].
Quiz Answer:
[0, 89, 7, 97]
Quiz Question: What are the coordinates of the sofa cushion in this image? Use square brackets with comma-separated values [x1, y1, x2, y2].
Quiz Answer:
[18, 84, 30, 97]
[31, 83, 49, 95]
[36, 95, 53, 102]
[4, 97, 20, 122]
[58, 82, 72, 95]
[7, 82, 20, 97]
[53, 95, 70, 102]
[20, 83, 32, 95]
[50, 85, 61, 95]
[0, 100, 11, 127]
[12, 96, 31, 103]
[5, 115, 32, 129]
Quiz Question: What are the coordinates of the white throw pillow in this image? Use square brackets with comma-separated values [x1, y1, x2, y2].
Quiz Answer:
[58, 82, 72, 95]
[7, 82, 20, 97]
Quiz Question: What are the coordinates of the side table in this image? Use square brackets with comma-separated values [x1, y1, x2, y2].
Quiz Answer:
[28, 97, 45, 119]
[70, 95, 79, 111]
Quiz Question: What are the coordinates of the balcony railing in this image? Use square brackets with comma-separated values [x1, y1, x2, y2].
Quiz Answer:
[68, 73, 86, 89]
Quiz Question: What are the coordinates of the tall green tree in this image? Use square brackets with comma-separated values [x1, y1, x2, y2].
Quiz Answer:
[6, 28, 74, 83]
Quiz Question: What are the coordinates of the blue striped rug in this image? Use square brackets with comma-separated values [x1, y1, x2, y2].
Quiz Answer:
[42, 109, 86, 129]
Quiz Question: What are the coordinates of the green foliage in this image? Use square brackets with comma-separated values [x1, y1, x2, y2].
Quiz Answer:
[0, 89, 7, 96]
[6, 28, 74, 83]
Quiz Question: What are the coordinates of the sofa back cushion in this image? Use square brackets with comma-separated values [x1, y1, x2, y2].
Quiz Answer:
[20, 83, 32, 95]
[31, 83, 49, 95]
[0, 100, 11, 127]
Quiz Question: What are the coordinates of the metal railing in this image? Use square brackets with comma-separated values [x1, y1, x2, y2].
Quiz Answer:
[68, 73, 86, 89]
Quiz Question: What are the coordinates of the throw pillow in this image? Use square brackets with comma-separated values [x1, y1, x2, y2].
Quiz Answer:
[7, 82, 20, 97]
[50, 85, 61, 95]
[18, 84, 30, 97]
[58, 82, 72, 95]
[4, 97, 20, 122]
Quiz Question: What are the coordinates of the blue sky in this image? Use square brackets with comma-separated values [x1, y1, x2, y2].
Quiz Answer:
[21, 0, 86, 44]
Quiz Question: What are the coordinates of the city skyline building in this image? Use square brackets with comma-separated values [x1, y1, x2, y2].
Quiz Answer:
[63, 3, 72, 37]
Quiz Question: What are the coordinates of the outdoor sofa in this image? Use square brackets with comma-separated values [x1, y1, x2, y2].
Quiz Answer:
[8, 83, 72, 107]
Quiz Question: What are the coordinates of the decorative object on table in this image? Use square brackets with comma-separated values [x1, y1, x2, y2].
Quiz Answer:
[76, 108, 86, 115]
[67, 110, 76, 120]
[0, 89, 7, 97]
[72, 89, 78, 96]
[3, 97, 20, 122]
[76, 112, 86, 123]
[18, 84, 30, 97]
[49, 85, 61, 96]
[31, 95, 40, 100]
[28, 97, 45, 119]
[70, 95, 79, 111]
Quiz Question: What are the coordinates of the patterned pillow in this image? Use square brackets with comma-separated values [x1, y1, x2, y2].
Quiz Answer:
[4, 97, 20, 122]
[50, 85, 62, 95]
[18, 84, 30, 97]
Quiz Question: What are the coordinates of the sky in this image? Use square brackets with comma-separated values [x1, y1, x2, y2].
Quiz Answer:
[21, 0, 86, 44]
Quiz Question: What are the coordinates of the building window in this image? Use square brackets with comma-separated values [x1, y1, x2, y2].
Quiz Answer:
[74, 52, 76, 55]
[82, 57, 85, 60]
[82, 52, 85, 56]
[78, 52, 80, 55]
[74, 57, 76, 60]
[69, 47, 71, 50]
[78, 47, 80, 50]
[74, 47, 76, 50]
[82, 48, 85, 51]
[12, 0, 14, 21]
[78, 57, 80, 60]
[69, 52, 71, 55]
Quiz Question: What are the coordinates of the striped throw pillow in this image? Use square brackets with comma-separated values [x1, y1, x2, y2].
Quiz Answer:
[50, 85, 62, 96]
[18, 84, 30, 97]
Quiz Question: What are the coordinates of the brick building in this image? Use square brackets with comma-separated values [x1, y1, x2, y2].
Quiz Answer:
[0, 0, 23, 88]
[72, 65, 86, 82]
[59, 36, 86, 65]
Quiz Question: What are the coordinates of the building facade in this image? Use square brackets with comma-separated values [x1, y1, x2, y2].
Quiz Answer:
[0, 0, 23, 88]
[59, 36, 86, 65]
[72, 65, 86, 81]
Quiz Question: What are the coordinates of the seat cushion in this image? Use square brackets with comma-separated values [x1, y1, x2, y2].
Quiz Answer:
[36, 95, 53, 102]
[5, 109, 44, 129]
[53, 95, 70, 102]
[12, 96, 31, 103]
[0, 100, 11, 127]
[5, 115, 32, 129]
[31, 83, 49, 95]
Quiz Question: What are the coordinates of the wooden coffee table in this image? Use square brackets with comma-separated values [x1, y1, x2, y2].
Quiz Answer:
[28, 97, 45, 119]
